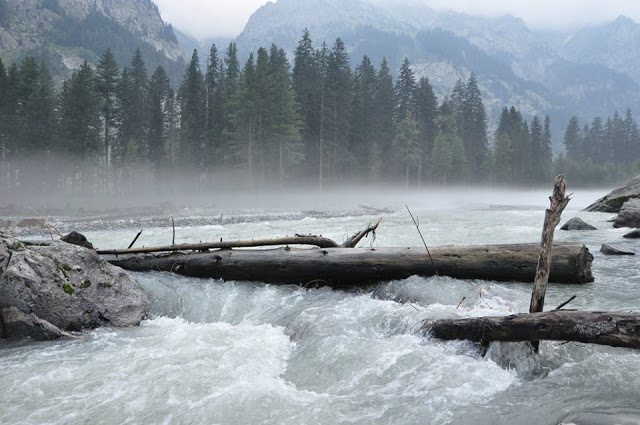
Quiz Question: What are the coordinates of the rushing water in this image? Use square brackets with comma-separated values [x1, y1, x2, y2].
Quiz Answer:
[1, 189, 639, 425]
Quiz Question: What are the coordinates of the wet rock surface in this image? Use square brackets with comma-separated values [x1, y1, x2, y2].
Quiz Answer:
[585, 175, 640, 213]
[613, 199, 640, 229]
[600, 244, 635, 256]
[0, 235, 149, 341]
[560, 217, 597, 231]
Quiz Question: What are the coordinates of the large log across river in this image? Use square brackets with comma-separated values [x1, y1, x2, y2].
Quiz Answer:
[423, 311, 640, 350]
[104, 242, 593, 288]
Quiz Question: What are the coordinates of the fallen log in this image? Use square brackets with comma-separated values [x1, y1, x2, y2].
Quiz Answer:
[423, 311, 640, 350]
[104, 242, 593, 287]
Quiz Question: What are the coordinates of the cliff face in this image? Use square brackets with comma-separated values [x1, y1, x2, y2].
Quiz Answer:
[0, 0, 184, 81]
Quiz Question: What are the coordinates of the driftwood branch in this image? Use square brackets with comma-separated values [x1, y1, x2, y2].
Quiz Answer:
[96, 235, 340, 255]
[340, 218, 382, 248]
[423, 311, 640, 350]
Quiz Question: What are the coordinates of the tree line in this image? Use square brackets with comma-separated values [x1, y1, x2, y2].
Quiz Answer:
[1, 29, 639, 196]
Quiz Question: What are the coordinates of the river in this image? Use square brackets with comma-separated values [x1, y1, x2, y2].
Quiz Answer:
[1, 188, 639, 425]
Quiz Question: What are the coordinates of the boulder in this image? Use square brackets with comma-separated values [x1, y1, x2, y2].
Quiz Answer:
[0, 236, 149, 340]
[584, 175, 640, 213]
[61, 231, 95, 250]
[613, 199, 640, 228]
[560, 217, 597, 231]
[623, 230, 640, 239]
[600, 244, 635, 256]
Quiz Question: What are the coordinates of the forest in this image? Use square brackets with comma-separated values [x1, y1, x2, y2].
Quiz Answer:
[1, 29, 639, 197]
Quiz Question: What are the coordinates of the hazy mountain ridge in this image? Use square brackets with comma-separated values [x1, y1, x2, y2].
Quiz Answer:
[560, 16, 640, 85]
[233, 0, 640, 143]
[0, 0, 185, 82]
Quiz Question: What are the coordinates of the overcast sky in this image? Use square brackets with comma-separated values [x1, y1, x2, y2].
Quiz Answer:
[153, 0, 640, 40]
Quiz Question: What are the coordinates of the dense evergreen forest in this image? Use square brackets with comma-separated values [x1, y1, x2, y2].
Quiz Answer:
[1, 29, 639, 197]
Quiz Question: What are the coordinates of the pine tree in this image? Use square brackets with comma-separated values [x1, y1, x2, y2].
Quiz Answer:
[415, 76, 438, 183]
[292, 29, 320, 177]
[373, 58, 395, 180]
[430, 111, 469, 185]
[493, 132, 512, 184]
[96, 48, 120, 168]
[350, 55, 377, 177]
[461, 74, 488, 178]
[325, 38, 352, 178]
[117, 49, 149, 164]
[266, 45, 304, 190]
[393, 114, 421, 188]
[395, 57, 416, 123]
[59, 61, 102, 160]
[205, 44, 223, 166]
[148, 66, 170, 170]
[179, 49, 206, 168]
[530, 115, 544, 183]
[542, 115, 553, 181]
[564, 116, 582, 162]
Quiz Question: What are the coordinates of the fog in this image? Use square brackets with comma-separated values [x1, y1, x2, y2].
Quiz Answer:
[0, 158, 607, 221]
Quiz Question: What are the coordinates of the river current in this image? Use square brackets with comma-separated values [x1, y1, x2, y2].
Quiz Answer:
[1, 189, 639, 425]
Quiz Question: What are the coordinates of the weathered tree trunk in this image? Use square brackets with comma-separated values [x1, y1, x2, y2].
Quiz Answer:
[423, 311, 640, 350]
[530, 174, 571, 314]
[104, 243, 593, 288]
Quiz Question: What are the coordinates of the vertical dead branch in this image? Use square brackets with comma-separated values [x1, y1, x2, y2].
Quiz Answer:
[127, 230, 143, 249]
[171, 216, 175, 246]
[530, 175, 571, 314]
[405, 205, 440, 278]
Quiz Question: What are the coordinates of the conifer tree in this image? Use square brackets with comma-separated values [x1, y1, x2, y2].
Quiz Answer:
[373, 58, 395, 179]
[350, 55, 377, 177]
[205, 44, 224, 166]
[564, 116, 583, 162]
[96, 48, 120, 168]
[292, 29, 320, 174]
[266, 45, 304, 190]
[393, 114, 421, 187]
[179, 50, 206, 168]
[59, 61, 101, 159]
[415, 76, 438, 183]
[148, 66, 170, 170]
[461, 74, 488, 177]
[395, 57, 416, 123]
[117, 49, 150, 164]
[325, 38, 352, 178]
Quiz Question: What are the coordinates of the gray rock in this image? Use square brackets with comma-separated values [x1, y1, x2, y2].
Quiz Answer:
[0, 236, 149, 341]
[61, 231, 94, 250]
[584, 175, 640, 213]
[600, 244, 635, 256]
[623, 230, 640, 238]
[560, 217, 597, 231]
[613, 199, 640, 228]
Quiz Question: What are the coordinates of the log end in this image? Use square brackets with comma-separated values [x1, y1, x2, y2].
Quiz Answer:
[575, 245, 594, 284]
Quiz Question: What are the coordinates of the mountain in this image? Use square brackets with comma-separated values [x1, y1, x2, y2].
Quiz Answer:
[0, 0, 186, 84]
[560, 16, 640, 85]
[234, 0, 640, 147]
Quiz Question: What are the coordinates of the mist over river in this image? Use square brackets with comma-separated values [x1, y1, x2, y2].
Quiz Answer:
[1, 189, 639, 425]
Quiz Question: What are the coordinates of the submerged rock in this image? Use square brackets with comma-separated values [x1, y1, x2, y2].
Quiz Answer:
[0, 235, 149, 341]
[613, 199, 640, 228]
[600, 244, 635, 256]
[560, 217, 597, 231]
[584, 175, 640, 213]
[623, 229, 640, 238]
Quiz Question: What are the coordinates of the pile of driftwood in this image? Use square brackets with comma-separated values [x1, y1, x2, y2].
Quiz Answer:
[96, 175, 639, 351]
[422, 176, 640, 351]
